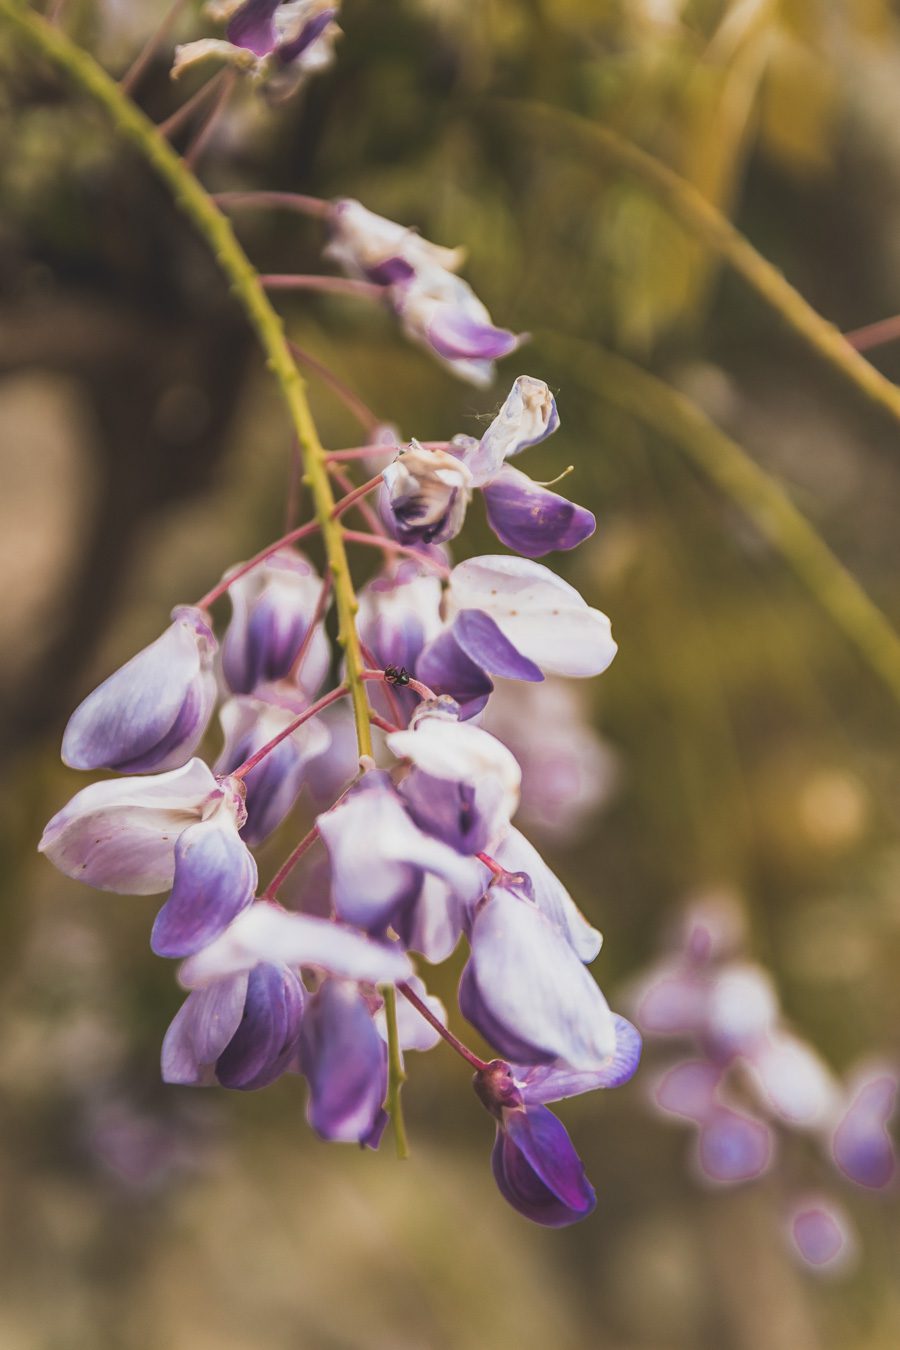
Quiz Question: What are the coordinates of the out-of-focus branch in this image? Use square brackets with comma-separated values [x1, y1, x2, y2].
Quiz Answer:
[546, 333, 900, 707]
[511, 99, 900, 436]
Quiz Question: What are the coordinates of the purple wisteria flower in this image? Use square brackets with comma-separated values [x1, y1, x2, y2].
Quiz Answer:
[416, 554, 616, 715]
[221, 550, 330, 698]
[324, 199, 523, 385]
[472, 1017, 641, 1226]
[387, 700, 521, 855]
[460, 877, 616, 1069]
[39, 759, 257, 958]
[316, 768, 485, 936]
[379, 378, 594, 557]
[173, 0, 341, 97]
[61, 606, 217, 774]
[162, 961, 305, 1090]
[356, 564, 443, 723]
[214, 686, 331, 845]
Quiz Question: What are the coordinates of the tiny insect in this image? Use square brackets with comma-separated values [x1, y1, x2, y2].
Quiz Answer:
[383, 665, 411, 686]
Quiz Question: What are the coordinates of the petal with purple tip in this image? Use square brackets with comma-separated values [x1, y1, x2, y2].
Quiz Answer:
[483, 466, 596, 558]
[492, 1105, 595, 1227]
[451, 609, 543, 683]
[447, 556, 616, 679]
[460, 884, 616, 1069]
[515, 1016, 642, 1103]
[161, 973, 250, 1086]
[151, 815, 258, 959]
[215, 962, 306, 1090]
[61, 606, 217, 774]
[38, 758, 220, 895]
[300, 980, 388, 1147]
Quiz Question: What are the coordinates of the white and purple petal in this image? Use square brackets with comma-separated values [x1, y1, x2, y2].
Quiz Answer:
[447, 556, 616, 679]
[161, 972, 250, 1086]
[38, 758, 221, 895]
[459, 883, 616, 1070]
[492, 827, 601, 962]
[461, 376, 560, 486]
[61, 606, 217, 774]
[300, 979, 388, 1148]
[221, 551, 329, 697]
[150, 812, 258, 958]
[514, 1016, 642, 1103]
[214, 691, 330, 846]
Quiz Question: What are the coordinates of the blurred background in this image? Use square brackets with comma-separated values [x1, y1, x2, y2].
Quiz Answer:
[2, 0, 900, 1345]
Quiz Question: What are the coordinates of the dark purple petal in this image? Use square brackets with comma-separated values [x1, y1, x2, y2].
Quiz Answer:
[215, 963, 306, 1090]
[61, 606, 216, 774]
[697, 1106, 772, 1184]
[416, 627, 494, 720]
[832, 1073, 897, 1189]
[426, 307, 520, 362]
[483, 466, 596, 558]
[299, 980, 388, 1147]
[226, 0, 279, 55]
[365, 255, 416, 286]
[451, 610, 543, 683]
[276, 6, 335, 64]
[151, 816, 257, 959]
[491, 1106, 595, 1227]
[516, 1016, 642, 1104]
[401, 770, 505, 855]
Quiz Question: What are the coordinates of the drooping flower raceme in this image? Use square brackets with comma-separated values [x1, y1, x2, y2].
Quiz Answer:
[37, 11, 639, 1231]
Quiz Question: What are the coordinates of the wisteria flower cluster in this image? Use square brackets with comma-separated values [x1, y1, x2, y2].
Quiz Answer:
[41, 351, 637, 1223]
[631, 897, 898, 1272]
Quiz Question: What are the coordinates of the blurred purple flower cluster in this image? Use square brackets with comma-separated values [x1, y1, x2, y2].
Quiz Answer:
[631, 896, 897, 1273]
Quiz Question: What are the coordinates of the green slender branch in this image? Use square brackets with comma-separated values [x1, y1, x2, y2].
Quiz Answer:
[508, 99, 900, 437]
[2, 0, 410, 1149]
[381, 985, 409, 1160]
[545, 334, 900, 706]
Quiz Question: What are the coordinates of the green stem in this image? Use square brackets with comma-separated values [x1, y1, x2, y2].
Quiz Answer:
[381, 984, 409, 1160]
[510, 99, 900, 437]
[1, 0, 411, 1148]
[545, 334, 900, 707]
